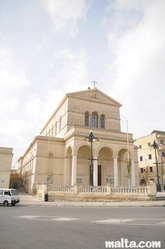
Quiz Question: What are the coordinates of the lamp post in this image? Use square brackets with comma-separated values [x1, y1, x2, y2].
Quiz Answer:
[151, 140, 161, 192]
[84, 131, 99, 186]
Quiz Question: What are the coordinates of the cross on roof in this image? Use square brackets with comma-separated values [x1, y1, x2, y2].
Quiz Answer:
[92, 80, 98, 88]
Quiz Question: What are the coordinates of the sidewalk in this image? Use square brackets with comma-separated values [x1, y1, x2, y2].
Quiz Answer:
[18, 192, 165, 207]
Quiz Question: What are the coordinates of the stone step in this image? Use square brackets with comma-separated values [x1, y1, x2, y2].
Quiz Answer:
[156, 196, 165, 200]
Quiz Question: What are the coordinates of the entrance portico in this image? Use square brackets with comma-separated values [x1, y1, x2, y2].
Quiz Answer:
[68, 140, 137, 187]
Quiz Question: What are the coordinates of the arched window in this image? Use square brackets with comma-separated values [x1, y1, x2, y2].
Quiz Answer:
[100, 115, 105, 129]
[140, 179, 146, 186]
[85, 112, 89, 126]
[92, 112, 98, 128]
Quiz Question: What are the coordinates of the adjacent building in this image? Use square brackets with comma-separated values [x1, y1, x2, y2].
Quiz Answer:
[0, 147, 13, 188]
[17, 88, 139, 194]
[135, 130, 165, 190]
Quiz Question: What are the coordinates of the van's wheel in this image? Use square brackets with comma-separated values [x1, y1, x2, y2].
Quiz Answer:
[12, 203, 15, 206]
[4, 201, 9, 207]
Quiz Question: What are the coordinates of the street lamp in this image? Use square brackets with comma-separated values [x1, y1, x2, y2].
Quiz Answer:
[84, 131, 99, 186]
[151, 140, 161, 192]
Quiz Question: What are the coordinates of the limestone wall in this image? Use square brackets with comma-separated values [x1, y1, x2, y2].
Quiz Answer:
[0, 147, 13, 188]
[37, 183, 156, 202]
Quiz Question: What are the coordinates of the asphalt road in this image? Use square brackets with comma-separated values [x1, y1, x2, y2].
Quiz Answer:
[0, 205, 165, 249]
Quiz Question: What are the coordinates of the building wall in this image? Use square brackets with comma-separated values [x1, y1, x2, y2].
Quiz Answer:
[0, 147, 13, 188]
[40, 89, 121, 138]
[40, 98, 69, 138]
[67, 97, 121, 132]
[135, 131, 165, 189]
[17, 89, 139, 194]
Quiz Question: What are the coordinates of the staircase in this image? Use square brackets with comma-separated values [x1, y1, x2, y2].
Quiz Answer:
[156, 192, 165, 200]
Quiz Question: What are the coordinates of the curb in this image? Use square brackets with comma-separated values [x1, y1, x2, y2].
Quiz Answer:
[19, 201, 165, 208]
[18, 192, 165, 208]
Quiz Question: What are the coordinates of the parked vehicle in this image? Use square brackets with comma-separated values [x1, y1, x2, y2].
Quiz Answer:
[0, 188, 20, 206]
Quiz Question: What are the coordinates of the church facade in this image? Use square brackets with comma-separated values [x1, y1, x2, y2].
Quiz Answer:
[17, 88, 139, 194]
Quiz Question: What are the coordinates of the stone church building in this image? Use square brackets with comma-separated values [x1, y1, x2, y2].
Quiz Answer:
[17, 88, 139, 194]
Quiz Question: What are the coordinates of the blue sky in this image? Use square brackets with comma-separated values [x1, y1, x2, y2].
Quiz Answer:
[0, 0, 165, 167]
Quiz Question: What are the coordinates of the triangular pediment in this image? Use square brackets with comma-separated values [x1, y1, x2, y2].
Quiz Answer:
[67, 88, 122, 107]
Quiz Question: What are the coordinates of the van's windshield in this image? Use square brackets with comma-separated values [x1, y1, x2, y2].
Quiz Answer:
[11, 190, 19, 196]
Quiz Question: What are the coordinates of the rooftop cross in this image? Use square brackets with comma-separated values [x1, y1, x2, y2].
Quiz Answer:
[92, 80, 98, 88]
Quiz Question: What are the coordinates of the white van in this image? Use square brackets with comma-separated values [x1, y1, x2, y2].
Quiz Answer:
[0, 188, 20, 206]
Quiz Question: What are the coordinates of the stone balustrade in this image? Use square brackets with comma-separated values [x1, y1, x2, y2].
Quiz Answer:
[48, 185, 73, 192]
[111, 186, 147, 194]
[36, 183, 156, 201]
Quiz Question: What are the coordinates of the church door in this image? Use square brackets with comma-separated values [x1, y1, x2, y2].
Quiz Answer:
[98, 165, 101, 186]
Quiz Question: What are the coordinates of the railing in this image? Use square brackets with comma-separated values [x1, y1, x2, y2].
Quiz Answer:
[78, 186, 108, 193]
[37, 183, 155, 196]
[111, 186, 147, 194]
[47, 185, 73, 193]
[36, 183, 156, 202]
[46, 185, 148, 194]
[37, 184, 44, 191]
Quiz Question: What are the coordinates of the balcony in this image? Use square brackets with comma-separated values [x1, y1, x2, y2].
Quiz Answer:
[158, 144, 165, 151]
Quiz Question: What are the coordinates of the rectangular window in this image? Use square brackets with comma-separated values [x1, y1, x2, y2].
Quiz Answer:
[162, 152, 165, 158]
[148, 154, 152, 160]
[140, 156, 143, 161]
[148, 142, 150, 147]
[59, 117, 61, 130]
[51, 127, 53, 136]
[92, 113, 98, 128]
[85, 112, 89, 126]
[139, 145, 142, 149]
[55, 123, 57, 134]
[160, 140, 164, 145]
[140, 168, 143, 173]
[149, 167, 153, 172]
[100, 115, 105, 129]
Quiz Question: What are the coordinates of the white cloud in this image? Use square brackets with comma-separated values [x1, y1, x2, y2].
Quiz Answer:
[52, 48, 90, 91]
[26, 97, 42, 119]
[36, 43, 43, 52]
[0, 119, 27, 151]
[1, 97, 18, 111]
[0, 45, 32, 125]
[110, 0, 165, 90]
[0, 47, 31, 89]
[41, 0, 91, 37]
[25, 91, 65, 134]
[0, 69, 30, 88]
[114, 0, 154, 11]
[104, 0, 165, 137]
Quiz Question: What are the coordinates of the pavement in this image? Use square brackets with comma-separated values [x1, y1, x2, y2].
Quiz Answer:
[18, 191, 165, 207]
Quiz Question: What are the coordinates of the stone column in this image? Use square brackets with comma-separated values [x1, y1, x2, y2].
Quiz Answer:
[114, 157, 118, 187]
[93, 157, 98, 186]
[131, 158, 136, 186]
[63, 157, 69, 185]
[71, 153, 77, 186]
